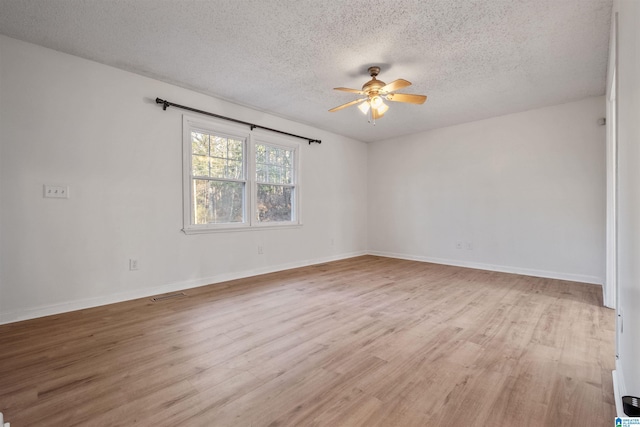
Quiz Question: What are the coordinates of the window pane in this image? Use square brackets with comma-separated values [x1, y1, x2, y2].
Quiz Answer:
[193, 179, 245, 224]
[228, 139, 244, 161]
[191, 132, 209, 155]
[226, 160, 243, 180]
[257, 184, 292, 222]
[192, 155, 209, 177]
[209, 157, 226, 178]
[255, 143, 294, 185]
[256, 162, 266, 182]
[267, 165, 276, 183]
[256, 144, 265, 163]
[211, 136, 228, 158]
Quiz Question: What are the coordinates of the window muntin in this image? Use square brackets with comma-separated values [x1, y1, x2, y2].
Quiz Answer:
[183, 116, 300, 233]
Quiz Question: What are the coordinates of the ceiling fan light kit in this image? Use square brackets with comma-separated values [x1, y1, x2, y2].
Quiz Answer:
[329, 66, 427, 125]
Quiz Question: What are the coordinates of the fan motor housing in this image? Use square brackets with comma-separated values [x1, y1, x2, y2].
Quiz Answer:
[362, 79, 386, 94]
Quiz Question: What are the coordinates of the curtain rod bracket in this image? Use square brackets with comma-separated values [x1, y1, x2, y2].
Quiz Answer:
[156, 98, 170, 111]
[155, 97, 321, 145]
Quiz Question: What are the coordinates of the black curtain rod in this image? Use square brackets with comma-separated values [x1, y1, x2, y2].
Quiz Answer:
[155, 98, 321, 144]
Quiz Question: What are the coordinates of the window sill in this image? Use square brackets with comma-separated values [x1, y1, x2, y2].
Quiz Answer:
[182, 223, 303, 234]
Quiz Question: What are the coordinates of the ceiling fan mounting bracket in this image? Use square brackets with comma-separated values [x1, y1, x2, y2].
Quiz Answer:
[368, 66, 381, 77]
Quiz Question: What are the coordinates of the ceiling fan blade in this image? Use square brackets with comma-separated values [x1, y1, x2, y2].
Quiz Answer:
[386, 93, 427, 104]
[380, 79, 411, 93]
[328, 98, 366, 112]
[334, 87, 365, 95]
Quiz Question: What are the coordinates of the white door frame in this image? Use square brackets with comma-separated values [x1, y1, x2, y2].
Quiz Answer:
[604, 11, 618, 317]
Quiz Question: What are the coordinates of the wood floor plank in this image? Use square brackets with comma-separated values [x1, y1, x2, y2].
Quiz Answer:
[0, 256, 616, 426]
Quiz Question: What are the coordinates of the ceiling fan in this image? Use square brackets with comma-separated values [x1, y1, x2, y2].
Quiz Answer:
[329, 66, 427, 123]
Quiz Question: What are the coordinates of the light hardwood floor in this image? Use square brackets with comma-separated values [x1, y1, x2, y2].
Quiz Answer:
[0, 256, 615, 426]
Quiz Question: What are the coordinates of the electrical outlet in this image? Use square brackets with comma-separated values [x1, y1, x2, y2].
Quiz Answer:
[258, 246, 264, 255]
[331, 238, 335, 246]
[44, 185, 69, 199]
[456, 241, 463, 250]
[129, 259, 139, 271]
[466, 242, 473, 250]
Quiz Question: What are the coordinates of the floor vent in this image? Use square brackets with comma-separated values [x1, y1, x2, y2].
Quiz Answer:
[151, 292, 186, 302]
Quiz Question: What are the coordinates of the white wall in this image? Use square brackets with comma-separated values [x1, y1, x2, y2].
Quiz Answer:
[368, 97, 606, 284]
[0, 36, 368, 324]
[0, 34, 4, 323]
[0, 33, 611, 328]
[614, 0, 640, 402]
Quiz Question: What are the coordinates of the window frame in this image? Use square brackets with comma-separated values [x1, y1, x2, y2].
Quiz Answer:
[182, 115, 301, 234]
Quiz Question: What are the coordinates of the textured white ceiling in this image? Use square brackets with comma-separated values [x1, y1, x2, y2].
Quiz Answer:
[0, 0, 612, 143]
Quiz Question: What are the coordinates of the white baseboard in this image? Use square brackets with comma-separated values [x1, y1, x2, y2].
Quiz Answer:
[613, 370, 624, 417]
[0, 251, 367, 325]
[1, 250, 605, 325]
[614, 358, 629, 418]
[367, 250, 604, 285]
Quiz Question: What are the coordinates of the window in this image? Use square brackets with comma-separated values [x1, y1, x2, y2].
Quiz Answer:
[183, 116, 300, 233]
[191, 130, 246, 225]
[255, 143, 295, 223]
